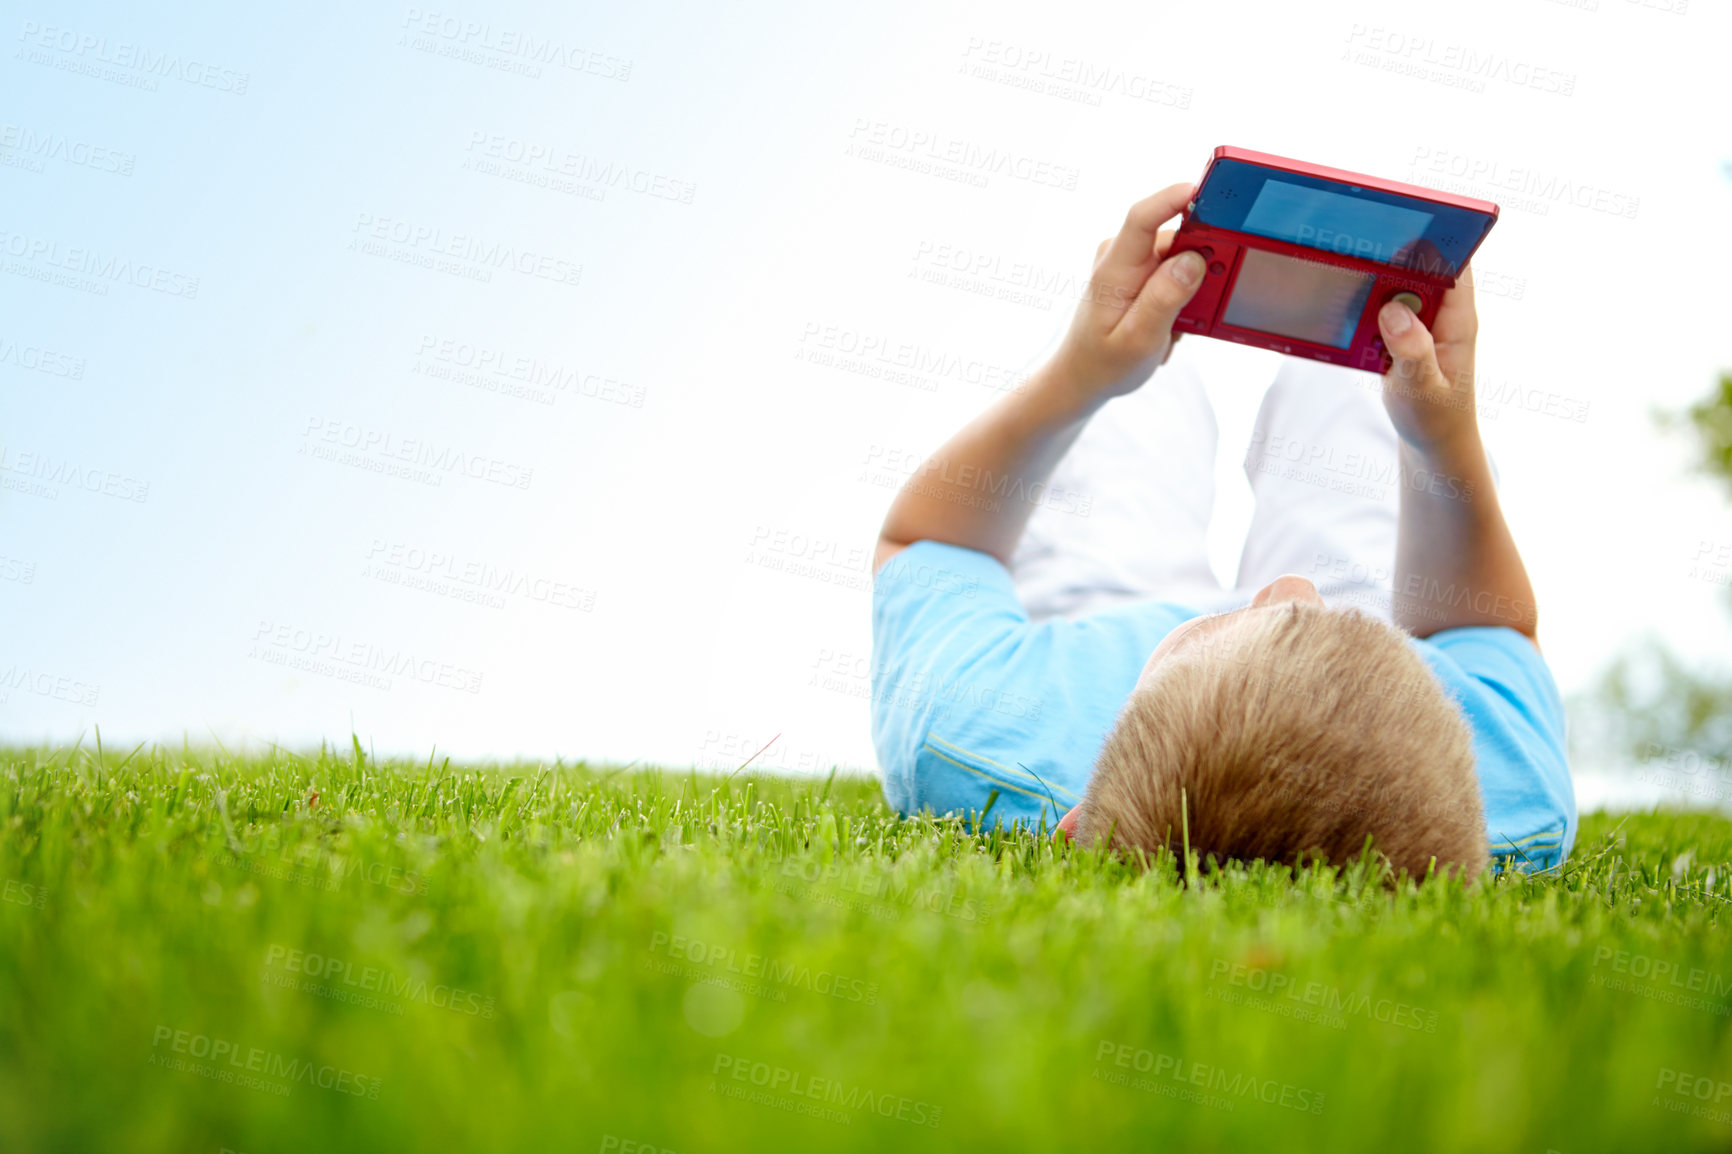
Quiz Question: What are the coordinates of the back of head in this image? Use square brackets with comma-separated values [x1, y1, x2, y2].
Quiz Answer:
[1074, 603, 1488, 880]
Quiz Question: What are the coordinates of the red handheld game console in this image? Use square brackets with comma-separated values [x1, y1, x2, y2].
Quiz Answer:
[1170, 147, 1499, 371]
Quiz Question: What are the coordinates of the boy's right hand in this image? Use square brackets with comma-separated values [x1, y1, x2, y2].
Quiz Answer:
[1046, 182, 1208, 404]
[1376, 265, 1482, 456]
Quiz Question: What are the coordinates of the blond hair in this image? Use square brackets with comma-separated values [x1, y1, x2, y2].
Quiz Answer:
[1073, 603, 1488, 879]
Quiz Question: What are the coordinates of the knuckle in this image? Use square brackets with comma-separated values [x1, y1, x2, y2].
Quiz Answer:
[1132, 284, 1176, 318]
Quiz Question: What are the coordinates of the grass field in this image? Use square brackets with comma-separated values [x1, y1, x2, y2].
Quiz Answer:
[3, 743, 1732, 1153]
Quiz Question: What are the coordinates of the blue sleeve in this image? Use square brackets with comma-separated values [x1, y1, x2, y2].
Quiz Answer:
[1421, 627, 1576, 871]
[869, 542, 1062, 823]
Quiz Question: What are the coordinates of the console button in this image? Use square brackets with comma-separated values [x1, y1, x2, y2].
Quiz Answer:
[1388, 290, 1424, 313]
[1207, 260, 1226, 276]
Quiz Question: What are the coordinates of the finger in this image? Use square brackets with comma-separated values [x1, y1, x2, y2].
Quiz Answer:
[1092, 183, 1195, 309]
[1101, 226, 1184, 277]
[1121, 248, 1206, 344]
[1099, 229, 1173, 270]
[1429, 262, 1479, 354]
[1376, 300, 1445, 392]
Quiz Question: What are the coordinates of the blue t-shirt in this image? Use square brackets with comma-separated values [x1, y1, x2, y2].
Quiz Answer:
[870, 541, 1576, 871]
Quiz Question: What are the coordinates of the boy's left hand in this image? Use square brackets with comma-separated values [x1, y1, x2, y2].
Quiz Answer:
[1047, 182, 1208, 402]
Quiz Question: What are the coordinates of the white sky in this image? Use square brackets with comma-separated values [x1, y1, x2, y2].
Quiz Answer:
[3, 0, 1730, 801]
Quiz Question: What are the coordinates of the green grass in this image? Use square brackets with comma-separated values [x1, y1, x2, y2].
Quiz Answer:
[3, 743, 1732, 1153]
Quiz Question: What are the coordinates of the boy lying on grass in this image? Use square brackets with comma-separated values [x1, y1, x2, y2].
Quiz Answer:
[869, 182, 1574, 877]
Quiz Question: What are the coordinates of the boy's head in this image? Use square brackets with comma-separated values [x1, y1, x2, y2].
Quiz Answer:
[1062, 575, 1488, 879]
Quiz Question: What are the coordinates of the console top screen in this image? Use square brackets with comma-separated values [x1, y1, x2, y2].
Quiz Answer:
[1191, 157, 1495, 278]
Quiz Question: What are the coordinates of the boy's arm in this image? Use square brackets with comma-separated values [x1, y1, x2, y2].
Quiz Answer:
[875, 183, 1207, 572]
[1376, 267, 1540, 644]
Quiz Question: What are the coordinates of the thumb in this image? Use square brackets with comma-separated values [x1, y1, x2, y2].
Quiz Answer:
[1376, 300, 1447, 394]
[1121, 250, 1206, 344]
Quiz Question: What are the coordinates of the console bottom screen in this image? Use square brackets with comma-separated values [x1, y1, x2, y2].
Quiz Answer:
[1220, 248, 1375, 349]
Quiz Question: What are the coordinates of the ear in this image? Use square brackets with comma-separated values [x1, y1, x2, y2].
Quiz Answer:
[1055, 805, 1081, 841]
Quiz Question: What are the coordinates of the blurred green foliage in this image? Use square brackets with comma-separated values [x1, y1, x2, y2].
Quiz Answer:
[1577, 371, 1732, 770]
[1666, 371, 1732, 498]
